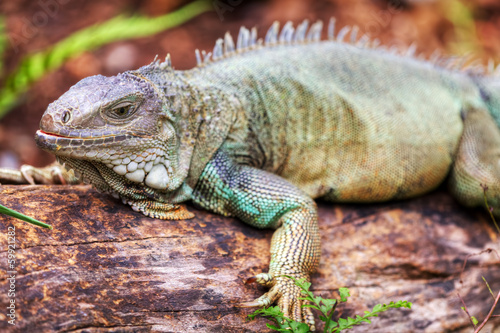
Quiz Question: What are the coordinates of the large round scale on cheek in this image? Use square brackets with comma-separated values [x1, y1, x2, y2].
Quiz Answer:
[145, 164, 169, 189]
[125, 169, 146, 183]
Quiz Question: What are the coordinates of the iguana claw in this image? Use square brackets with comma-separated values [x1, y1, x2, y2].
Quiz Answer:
[239, 273, 316, 330]
[244, 273, 274, 286]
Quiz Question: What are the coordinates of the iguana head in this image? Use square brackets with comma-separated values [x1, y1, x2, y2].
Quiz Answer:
[35, 59, 233, 219]
[36, 71, 182, 191]
[34, 63, 200, 219]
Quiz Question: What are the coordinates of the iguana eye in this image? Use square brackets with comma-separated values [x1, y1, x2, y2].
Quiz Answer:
[106, 103, 135, 120]
[115, 106, 130, 117]
[61, 110, 71, 123]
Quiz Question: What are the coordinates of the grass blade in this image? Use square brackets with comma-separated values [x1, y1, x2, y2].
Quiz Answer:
[0, 203, 52, 229]
[0, 0, 211, 118]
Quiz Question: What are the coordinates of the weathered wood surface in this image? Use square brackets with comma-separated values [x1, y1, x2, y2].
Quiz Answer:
[0, 185, 499, 332]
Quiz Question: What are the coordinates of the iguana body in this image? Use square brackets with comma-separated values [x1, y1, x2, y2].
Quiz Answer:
[24, 20, 500, 328]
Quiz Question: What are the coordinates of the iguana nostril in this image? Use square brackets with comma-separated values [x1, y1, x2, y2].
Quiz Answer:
[61, 110, 71, 124]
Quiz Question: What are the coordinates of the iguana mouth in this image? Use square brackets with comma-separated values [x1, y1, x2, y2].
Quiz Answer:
[38, 130, 67, 138]
[35, 130, 129, 152]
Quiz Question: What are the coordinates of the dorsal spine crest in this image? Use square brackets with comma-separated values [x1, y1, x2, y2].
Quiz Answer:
[183, 18, 499, 75]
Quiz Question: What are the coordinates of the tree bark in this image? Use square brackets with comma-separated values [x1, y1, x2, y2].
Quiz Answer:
[0, 185, 499, 332]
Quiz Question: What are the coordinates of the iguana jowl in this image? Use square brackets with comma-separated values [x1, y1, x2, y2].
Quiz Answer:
[32, 19, 500, 328]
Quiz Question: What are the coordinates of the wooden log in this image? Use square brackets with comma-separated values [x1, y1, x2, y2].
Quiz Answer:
[0, 185, 499, 332]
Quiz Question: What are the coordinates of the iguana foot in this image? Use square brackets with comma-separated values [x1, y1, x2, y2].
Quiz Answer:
[240, 273, 315, 330]
[128, 200, 195, 220]
[0, 162, 79, 184]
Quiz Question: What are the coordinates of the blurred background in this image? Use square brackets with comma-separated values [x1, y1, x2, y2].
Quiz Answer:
[0, 0, 500, 170]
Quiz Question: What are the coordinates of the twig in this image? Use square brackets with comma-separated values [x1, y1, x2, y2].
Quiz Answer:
[459, 248, 499, 284]
[458, 292, 477, 329]
[474, 290, 500, 333]
[481, 184, 500, 234]
[458, 246, 500, 332]
[482, 276, 495, 300]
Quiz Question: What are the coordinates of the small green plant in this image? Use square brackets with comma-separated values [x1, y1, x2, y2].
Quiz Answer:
[457, 187, 500, 333]
[458, 261, 500, 333]
[248, 276, 412, 332]
[0, 203, 51, 229]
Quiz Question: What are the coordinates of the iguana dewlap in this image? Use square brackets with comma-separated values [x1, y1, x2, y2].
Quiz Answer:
[31, 19, 500, 329]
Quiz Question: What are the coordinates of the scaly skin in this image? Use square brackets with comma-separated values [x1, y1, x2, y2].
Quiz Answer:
[28, 19, 500, 328]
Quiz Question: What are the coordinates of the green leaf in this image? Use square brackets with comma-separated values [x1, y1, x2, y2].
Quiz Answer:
[338, 317, 348, 328]
[326, 320, 339, 330]
[266, 323, 288, 331]
[320, 304, 331, 314]
[0, 203, 52, 229]
[322, 298, 337, 306]
[471, 316, 478, 326]
[339, 288, 350, 302]
[355, 314, 371, 324]
[335, 300, 412, 331]
[301, 281, 312, 289]
[250, 305, 309, 332]
[248, 306, 285, 322]
[289, 321, 311, 333]
[312, 296, 324, 305]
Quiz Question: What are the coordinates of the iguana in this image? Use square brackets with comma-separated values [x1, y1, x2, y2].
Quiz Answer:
[5, 19, 500, 329]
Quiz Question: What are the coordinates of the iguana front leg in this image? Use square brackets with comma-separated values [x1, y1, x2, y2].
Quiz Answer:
[192, 149, 320, 329]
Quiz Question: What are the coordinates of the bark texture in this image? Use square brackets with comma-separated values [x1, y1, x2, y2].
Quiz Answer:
[0, 185, 499, 332]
